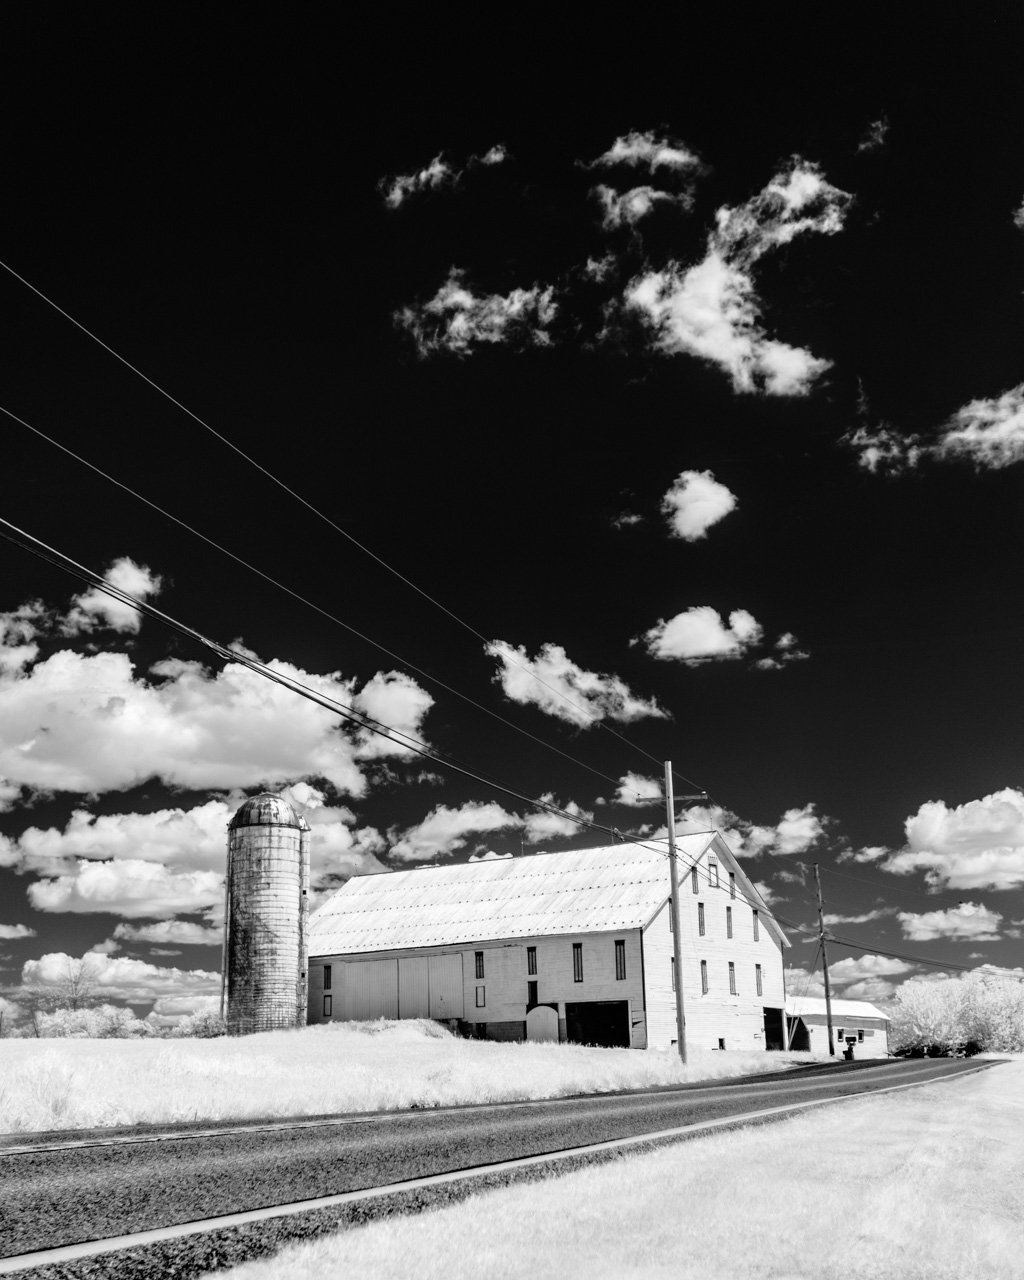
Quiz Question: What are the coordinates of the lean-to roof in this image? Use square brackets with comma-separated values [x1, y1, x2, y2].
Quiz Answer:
[310, 834, 722, 956]
[785, 996, 891, 1021]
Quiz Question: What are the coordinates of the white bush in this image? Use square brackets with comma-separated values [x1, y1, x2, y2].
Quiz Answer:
[889, 972, 1024, 1054]
[35, 1004, 156, 1039]
[168, 1011, 227, 1038]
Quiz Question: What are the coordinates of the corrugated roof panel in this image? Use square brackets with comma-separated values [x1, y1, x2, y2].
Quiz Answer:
[309, 837, 717, 955]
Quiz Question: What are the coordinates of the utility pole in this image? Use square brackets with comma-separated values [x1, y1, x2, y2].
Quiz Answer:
[665, 761, 687, 1064]
[814, 863, 836, 1057]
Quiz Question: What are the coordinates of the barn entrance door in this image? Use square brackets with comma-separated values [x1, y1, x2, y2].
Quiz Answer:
[565, 1000, 630, 1048]
[428, 954, 464, 1019]
[763, 1007, 785, 1050]
[526, 1005, 559, 1042]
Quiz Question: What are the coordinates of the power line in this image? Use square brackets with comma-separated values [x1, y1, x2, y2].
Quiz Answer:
[1, 515, 799, 934]
[819, 863, 969, 909]
[0, 400, 632, 795]
[0, 257, 704, 795]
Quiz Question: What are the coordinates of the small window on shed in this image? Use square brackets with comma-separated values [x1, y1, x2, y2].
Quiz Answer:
[698, 902, 705, 936]
[323, 994, 332, 1018]
[615, 939, 626, 980]
[700, 959, 708, 994]
[837, 1028, 845, 1040]
[728, 961, 736, 995]
[752, 910, 760, 941]
[726, 905, 733, 938]
[691, 866, 699, 893]
[858, 1029, 865, 1043]
[729, 871, 736, 899]
[476, 986, 486, 1008]
[475, 951, 485, 979]
[709, 858, 719, 888]
[755, 963, 762, 997]
[527, 946, 537, 975]
[323, 965, 332, 991]
[573, 942, 583, 982]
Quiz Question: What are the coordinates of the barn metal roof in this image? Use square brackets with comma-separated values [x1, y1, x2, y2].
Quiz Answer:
[309, 834, 719, 955]
[786, 996, 891, 1021]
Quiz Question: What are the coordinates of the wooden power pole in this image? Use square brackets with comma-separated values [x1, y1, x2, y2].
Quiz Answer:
[665, 761, 687, 1064]
[814, 862, 836, 1056]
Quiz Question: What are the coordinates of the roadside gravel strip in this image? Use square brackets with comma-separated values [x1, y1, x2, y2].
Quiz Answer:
[0, 1059, 1000, 1280]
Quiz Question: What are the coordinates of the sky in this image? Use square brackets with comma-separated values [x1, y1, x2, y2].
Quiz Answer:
[1, 11, 1023, 1026]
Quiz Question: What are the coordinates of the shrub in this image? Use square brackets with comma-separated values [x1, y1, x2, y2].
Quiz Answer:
[169, 1011, 227, 1038]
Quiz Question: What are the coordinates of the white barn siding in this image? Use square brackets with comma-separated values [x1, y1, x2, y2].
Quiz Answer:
[643, 883, 786, 1052]
[794, 1014, 889, 1058]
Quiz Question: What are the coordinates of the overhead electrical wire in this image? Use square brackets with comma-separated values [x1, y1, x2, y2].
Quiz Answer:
[1, 516, 789, 928]
[0, 257, 703, 795]
[0, 400, 631, 795]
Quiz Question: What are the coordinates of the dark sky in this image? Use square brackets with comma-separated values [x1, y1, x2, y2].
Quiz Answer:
[1, 10, 1023, 1021]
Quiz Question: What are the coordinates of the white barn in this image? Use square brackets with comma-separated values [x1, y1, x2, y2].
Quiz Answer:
[308, 834, 790, 1051]
[786, 996, 891, 1058]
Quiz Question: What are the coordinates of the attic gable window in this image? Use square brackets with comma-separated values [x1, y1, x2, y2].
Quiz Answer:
[708, 858, 719, 888]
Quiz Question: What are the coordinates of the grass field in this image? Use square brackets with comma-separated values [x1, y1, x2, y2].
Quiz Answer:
[212, 1057, 1024, 1280]
[0, 1019, 826, 1134]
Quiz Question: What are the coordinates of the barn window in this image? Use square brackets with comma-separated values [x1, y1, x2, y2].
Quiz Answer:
[615, 939, 626, 980]
[323, 995, 332, 1018]
[476, 986, 486, 1008]
[728, 961, 737, 995]
[729, 872, 736, 899]
[475, 951, 485, 979]
[671, 957, 676, 992]
[709, 858, 719, 888]
[691, 867, 698, 893]
[755, 963, 762, 996]
[698, 902, 705, 936]
[323, 965, 332, 991]
[528, 981, 538, 1007]
[700, 960, 708, 994]
[752, 910, 760, 941]
[726, 906, 733, 939]
[527, 946, 537, 975]
[573, 943, 583, 982]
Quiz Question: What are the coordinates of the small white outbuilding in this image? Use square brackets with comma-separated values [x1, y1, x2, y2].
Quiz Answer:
[785, 996, 891, 1058]
[308, 834, 790, 1051]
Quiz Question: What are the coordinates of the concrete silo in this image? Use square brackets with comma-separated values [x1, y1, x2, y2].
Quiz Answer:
[222, 792, 310, 1035]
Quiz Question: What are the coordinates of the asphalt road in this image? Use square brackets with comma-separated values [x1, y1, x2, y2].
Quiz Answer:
[0, 1057, 996, 1263]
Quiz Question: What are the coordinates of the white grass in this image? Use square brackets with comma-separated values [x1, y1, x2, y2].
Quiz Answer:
[0, 1019, 825, 1134]
[213, 1059, 1024, 1280]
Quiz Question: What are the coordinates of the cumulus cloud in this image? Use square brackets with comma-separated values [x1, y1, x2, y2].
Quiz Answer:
[752, 632, 810, 671]
[61, 559, 163, 635]
[823, 907, 896, 926]
[638, 606, 763, 665]
[21, 950, 219, 1008]
[883, 788, 1024, 890]
[0, 923, 36, 939]
[898, 902, 1003, 942]
[486, 640, 668, 726]
[587, 131, 701, 174]
[396, 269, 557, 356]
[468, 849, 514, 862]
[611, 772, 663, 808]
[523, 795, 593, 843]
[624, 159, 850, 396]
[28, 859, 224, 918]
[113, 920, 221, 946]
[857, 118, 889, 153]
[827, 954, 914, 983]
[752, 881, 778, 906]
[0, 601, 47, 675]
[593, 185, 687, 230]
[783, 966, 825, 999]
[0, 648, 432, 798]
[677, 800, 824, 859]
[935, 385, 1024, 469]
[841, 977, 898, 1001]
[379, 145, 508, 209]
[847, 386, 1024, 475]
[389, 801, 521, 862]
[661, 471, 737, 541]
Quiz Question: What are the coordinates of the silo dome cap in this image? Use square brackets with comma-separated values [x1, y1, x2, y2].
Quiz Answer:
[229, 792, 303, 830]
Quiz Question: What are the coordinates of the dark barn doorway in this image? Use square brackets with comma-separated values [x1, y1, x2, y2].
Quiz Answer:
[565, 1000, 630, 1048]
[763, 1007, 786, 1050]
[787, 1017, 810, 1051]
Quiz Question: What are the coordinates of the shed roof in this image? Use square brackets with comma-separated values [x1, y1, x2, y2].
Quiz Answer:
[310, 834, 735, 955]
[786, 996, 890, 1021]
